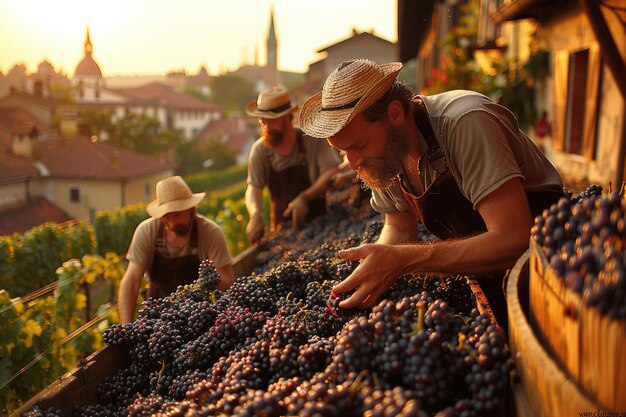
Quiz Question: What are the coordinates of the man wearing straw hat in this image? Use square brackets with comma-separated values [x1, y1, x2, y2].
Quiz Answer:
[244, 86, 342, 244]
[299, 59, 565, 326]
[118, 176, 234, 324]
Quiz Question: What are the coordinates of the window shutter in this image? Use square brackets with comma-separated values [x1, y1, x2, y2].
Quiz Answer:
[553, 50, 569, 152]
[583, 44, 601, 160]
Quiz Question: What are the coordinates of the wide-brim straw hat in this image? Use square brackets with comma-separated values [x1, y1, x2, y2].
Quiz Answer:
[147, 176, 205, 218]
[245, 86, 299, 119]
[299, 60, 403, 138]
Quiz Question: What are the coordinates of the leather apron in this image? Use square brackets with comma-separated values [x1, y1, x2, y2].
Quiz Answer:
[147, 219, 201, 299]
[398, 96, 564, 329]
[267, 131, 327, 229]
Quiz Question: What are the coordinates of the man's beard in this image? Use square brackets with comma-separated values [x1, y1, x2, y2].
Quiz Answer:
[264, 127, 284, 148]
[168, 215, 192, 237]
[171, 223, 191, 237]
[356, 126, 410, 190]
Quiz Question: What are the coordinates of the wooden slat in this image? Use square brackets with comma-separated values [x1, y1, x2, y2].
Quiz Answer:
[12, 344, 130, 416]
[507, 249, 601, 417]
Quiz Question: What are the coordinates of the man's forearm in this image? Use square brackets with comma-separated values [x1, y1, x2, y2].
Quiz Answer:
[393, 229, 528, 277]
[245, 187, 263, 218]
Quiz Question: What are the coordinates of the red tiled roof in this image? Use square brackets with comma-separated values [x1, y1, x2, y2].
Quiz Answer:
[0, 89, 56, 108]
[227, 132, 253, 152]
[0, 107, 48, 135]
[35, 136, 176, 180]
[0, 196, 70, 236]
[197, 118, 254, 152]
[0, 150, 39, 180]
[110, 82, 220, 112]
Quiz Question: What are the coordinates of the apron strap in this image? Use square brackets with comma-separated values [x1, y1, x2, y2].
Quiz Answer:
[414, 96, 447, 175]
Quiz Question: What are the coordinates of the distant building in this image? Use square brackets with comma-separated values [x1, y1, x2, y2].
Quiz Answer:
[0, 104, 174, 234]
[0, 89, 56, 126]
[305, 29, 397, 91]
[66, 27, 221, 142]
[73, 25, 105, 101]
[197, 116, 256, 165]
[103, 82, 221, 141]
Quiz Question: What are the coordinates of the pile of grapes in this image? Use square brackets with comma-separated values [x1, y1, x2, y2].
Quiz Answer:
[530, 184, 626, 319]
[24, 187, 512, 417]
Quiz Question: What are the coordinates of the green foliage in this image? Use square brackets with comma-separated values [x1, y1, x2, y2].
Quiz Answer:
[422, 27, 482, 95]
[197, 182, 247, 219]
[421, 0, 548, 132]
[208, 74, 256, 115]
[0, 253, 124, 414]
[0, 222, 96, 297]
[93, 204, 148, 255]
[175, 136, 238, 176]
[214, 188, 270, 256]
[78, 109, 184, 156]
[184, 164, 248, 192]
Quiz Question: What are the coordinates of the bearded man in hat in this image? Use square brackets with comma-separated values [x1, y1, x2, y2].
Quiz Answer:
[118, 176, 234, 324]
[244, 86, 342, 244]
[299, 59, 566, 327]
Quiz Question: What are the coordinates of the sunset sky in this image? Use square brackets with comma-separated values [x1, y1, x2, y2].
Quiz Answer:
[0, 0, 397, 76]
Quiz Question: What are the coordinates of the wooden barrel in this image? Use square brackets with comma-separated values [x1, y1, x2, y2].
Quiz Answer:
[507, 249, 602, 417]
[528, 241, 626, 410]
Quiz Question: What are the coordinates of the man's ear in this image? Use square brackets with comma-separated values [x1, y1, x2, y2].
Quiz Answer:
[387, 100, 405, 126]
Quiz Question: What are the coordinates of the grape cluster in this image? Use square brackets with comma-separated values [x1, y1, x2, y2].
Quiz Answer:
[26, 183, 512, 417]
[531, 186, 626, 318]
[197, 259, 221, 292]
[570, 184, 603, 204]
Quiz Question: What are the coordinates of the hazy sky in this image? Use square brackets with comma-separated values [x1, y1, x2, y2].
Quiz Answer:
[0, 0, 398, 76]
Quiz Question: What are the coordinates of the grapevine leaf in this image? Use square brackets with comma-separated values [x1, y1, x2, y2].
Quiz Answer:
[19, 319, 43, 348]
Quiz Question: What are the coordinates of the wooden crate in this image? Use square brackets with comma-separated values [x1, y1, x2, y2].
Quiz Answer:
[507, 249, 602, 417]
[528, 241, 626, 411]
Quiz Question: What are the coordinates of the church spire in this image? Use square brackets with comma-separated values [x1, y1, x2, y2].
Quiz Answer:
[264, 4, 279, 87]
[84, 25, 93, 55]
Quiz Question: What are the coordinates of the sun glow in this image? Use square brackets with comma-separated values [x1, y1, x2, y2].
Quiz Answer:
[6, 0, 142, 36]
[0, 0, 397, 76]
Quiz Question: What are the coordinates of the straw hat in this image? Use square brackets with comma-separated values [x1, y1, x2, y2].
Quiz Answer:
[147, 176, 205, 218]
[245, 86, 299, 119]
[299, 59, 403, 138]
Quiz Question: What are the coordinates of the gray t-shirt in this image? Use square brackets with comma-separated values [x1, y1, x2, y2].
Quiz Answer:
[371, 90, 563, 214]
[126, 214, 232, 279]
[247, 128, 342, 188]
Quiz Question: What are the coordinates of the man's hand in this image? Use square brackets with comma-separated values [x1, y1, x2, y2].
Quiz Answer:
[333, 244, 403, 309]
[246, 213, 264, 245]
[283, 193, 309, 228]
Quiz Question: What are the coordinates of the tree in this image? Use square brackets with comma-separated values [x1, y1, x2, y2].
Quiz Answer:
[78, 109, 183, 156]
[208, 74, 256, 115]
[175, 135, 237, 176]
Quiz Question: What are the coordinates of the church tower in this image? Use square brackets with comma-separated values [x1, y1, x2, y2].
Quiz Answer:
[73, 25, 104, 100]
[263, 5, 279, 87]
